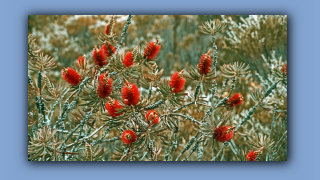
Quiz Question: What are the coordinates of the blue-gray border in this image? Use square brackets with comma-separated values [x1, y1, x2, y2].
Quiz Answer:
[1, 0, 318, 179]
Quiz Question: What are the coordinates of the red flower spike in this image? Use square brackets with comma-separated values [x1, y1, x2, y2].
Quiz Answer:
[105, 98, 123, 117]
[146, 110, 160, 126]
[213, 126, 235, 142]
[246, 147, 263, 161]
[122, 80, 140, 106]
[121, 130, 137, 145]
[92, 46, 108, 68]
[123, 52, 134, 67]
[144, 40, 161, 60]
[246, 151, 257, 161]
[104, 24, 110, 35]
[96, 73, 113, 99]
[101, 43, 116, 59]
[228, 93, 244, 107]
[78, 55, 86, 67]
[61, 67, 81, 86]
[169, 70, 186, 93]
[282, 64, 287, 76]
[197, 50, 212, 75]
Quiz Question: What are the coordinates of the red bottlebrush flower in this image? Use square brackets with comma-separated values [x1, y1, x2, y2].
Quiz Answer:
[105, 98, 123, 117]
[228, 93, 244, 107]
[61, 67, 81, 86]
[92, 47, 108, 68]
[246, 151, 257, 161]
[96, 73, 113, 99]
[197, 50, 212, 75]
[169, 70, 186, 93]
[104, 24, 110, 35]
[213, 126, 235, 142]
[146, 110, 160, 126]
[282, 64, 287, 76]
[246, 148, 263, 161]
[121, 130, 137, 145]
[78, 56, 85, 67]
[101, 43, 116, 59]
[144, 40, 161, 60]
[122, 80, 140, 106]
[123, 52, 134, 67]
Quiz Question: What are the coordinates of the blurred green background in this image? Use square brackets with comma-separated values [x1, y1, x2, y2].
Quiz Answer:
[28, 15, 286, 77]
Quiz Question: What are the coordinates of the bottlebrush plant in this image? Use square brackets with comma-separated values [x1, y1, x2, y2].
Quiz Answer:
[28, 15, 287, 161]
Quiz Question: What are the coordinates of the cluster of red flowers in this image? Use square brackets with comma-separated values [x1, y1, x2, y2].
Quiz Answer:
[197, 50, 212, 75]
[121, 130, 137, 145]
[61, 25, 248, 149]
[146, 110, 160, 126]
[228, 93, 244, 107]
[105, 98, 123, 117]
[282, 64, 287, 76]
[169, 70, 186, 93]
[214, 125, 235, 142]
[55, 16, 274, 161]
[96, 73, 113, 99]
[144, 40, 161, 60]
[61, 67, 81, 86]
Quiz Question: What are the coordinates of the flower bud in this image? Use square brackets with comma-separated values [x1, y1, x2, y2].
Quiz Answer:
[197, 50, 212, 75]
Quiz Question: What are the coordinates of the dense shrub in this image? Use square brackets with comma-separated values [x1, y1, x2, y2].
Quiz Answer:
[28, 15, 287, 161]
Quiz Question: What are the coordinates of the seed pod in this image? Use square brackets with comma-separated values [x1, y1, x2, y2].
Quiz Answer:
[194, 83, 201, 98]
[132, 46, 139, 61]
[38, 71, 42, 89]
[43, 74, 54, 93]
[144, 100, 165, 110]
[108, 15, 115, 33]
